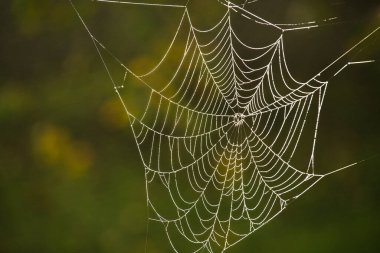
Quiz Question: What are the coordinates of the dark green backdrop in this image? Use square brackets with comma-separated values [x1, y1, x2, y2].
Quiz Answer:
[1, 0, 379, 252]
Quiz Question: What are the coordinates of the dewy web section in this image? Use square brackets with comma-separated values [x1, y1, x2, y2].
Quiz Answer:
[70, 0, 379, 252]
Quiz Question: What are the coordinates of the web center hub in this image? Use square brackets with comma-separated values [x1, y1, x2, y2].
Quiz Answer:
[233, 113, 245, 126]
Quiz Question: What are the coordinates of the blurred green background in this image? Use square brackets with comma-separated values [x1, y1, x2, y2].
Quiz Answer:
[0, 0, 379, 252]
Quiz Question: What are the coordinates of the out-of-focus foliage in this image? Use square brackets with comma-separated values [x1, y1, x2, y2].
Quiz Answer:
[0, 0, 379, 253]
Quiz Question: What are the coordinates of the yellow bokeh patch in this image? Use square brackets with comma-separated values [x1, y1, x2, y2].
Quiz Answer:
[32, 124, 94, 179]
[99, 98, 129, 130]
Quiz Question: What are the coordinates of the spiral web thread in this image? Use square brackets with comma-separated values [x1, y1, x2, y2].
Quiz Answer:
[70, 0, 379, 252]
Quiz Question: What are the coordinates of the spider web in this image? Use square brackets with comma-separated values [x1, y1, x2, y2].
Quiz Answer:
[70, 0, 379, 252]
